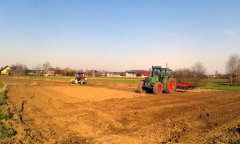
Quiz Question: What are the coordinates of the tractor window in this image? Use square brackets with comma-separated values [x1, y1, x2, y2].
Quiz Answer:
[166, 70, 171, 75]
[152, 69, 161, 76]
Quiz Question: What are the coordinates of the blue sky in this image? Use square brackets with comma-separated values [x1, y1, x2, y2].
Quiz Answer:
[0, 0, 239, 73]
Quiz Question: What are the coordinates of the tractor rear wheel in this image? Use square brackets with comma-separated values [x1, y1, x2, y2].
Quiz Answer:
[153, 82, 163, 95]
[137, 81, 144, 93]
[165, 77, 176, 94]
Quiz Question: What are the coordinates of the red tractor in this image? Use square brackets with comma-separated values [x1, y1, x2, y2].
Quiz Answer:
[74, 73, 88, 84]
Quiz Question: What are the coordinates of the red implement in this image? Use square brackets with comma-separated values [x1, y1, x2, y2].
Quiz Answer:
[176, 82, 196, 90]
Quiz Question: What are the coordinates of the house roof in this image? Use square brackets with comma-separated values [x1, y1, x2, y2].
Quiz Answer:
[0, 66, 11, 72]
[141, 72, 150, 76]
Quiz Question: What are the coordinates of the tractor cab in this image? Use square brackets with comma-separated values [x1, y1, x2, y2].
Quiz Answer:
[151, 66, 172, 83]
[152, 66, 172, 77]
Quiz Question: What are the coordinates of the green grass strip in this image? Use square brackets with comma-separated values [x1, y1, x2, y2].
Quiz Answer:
[198, 79, 240, 91]
[0, 82, 3, 89]
[234, 140, 240, 144]
[0, 92, 16, 138]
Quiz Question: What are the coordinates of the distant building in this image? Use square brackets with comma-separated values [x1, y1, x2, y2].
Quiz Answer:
[27, 70, 37, 76]
[125, 72, 137, 77]
[126, 70, 150, 77]
[44, 69, 55, 76]
[140, 72, 150, 77]
[55, 70, 65, 76]
[0, 66, 12, 75]
[104, 70, 150, 78]
[36, 70, 44, 76]
[106, 73, 122, 77]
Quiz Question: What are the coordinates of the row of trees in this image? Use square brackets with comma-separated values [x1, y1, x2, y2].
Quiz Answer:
[226, 54, 240, 85]
[10, 62, 53, 76]
[173, 53, 240, 86]
[173, 62, 206, 86]
[10, 63, 28, 76]
[5, 54, 240, 86]
[8, 62, 107, 77]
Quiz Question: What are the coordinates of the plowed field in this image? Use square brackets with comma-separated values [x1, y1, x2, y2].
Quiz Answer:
[1, 78, 240, 143]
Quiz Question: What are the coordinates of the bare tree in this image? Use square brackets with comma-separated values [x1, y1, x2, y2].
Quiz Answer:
[11, 63, 28, 76]
[226, 54, 240, 85]
[42, 61, 52, 72]
[33, 63, 42, 70]
[215, 71, 219, 78]
[64, 68, 75, 76]
[173, 62, 206, 85]
[191, 62, 206, 85]
[173, 68, 194, 83]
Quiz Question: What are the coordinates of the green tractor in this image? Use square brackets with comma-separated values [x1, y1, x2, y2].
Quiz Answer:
[137, 66, 176, 94]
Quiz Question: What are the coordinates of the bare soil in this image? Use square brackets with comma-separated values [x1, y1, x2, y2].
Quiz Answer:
[1, 78, 240, 143]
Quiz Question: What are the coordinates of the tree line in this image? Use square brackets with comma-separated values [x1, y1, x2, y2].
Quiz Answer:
[2, 53, 240, 86]
[226, 54, 240, 85]
[4, 62, 106, 77]
[173, 53, 240, 86]
[173, 62, 206, 86]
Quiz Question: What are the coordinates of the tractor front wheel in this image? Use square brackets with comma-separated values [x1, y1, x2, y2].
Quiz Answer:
[137, 81, 144, 93]
[75, 79, 78, 84]
[165, 77, 176, 94]
[153, 82, 163, 95]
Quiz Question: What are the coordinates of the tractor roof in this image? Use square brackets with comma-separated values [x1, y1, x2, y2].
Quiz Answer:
[78, 72, 85, 74]
[152, 66, 162, 69]
[161, 68, 172, 71]
[152, 66, 172, 71]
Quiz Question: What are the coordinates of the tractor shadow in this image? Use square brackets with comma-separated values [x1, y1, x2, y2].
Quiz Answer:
[134, 87, 152, 94]
[175, 89, 188, 93]
[135, 88, 188, 94]
[143, 87, 153, 94]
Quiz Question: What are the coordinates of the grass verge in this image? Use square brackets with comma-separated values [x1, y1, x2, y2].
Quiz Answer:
[198, 79, 240, 91]
[233, 140, 240, 144]
[0, 82, 4, 89]
[0, 90, 16, 139]
[88, 77, 141, 83]
[4, 76, 142, 83]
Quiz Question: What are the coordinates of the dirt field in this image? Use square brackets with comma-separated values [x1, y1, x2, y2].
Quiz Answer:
[1, 78, 240, 143]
